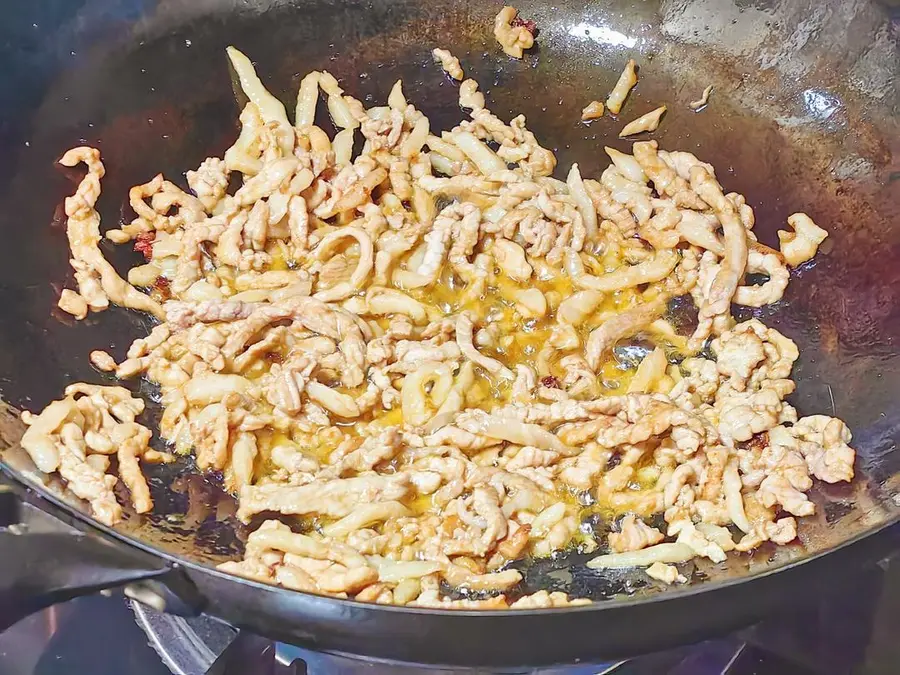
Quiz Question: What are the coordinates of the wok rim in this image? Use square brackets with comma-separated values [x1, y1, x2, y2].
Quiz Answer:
[5, 458, 898, 619]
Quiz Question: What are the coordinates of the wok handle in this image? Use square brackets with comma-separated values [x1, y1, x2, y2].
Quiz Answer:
[0, 529, 203, 631]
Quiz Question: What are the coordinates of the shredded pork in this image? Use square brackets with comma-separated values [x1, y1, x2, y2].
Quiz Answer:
[22, 41, 849, 610]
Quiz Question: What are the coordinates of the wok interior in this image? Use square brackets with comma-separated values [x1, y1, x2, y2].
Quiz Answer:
[0, 0, 898, 601]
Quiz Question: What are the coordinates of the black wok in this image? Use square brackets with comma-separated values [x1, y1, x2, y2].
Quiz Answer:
[0, 0, 898, 667]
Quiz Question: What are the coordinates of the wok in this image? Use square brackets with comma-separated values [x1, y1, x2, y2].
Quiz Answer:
[0, 0, 898, 668]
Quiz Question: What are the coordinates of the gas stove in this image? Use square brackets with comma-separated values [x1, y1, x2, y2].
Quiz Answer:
[1, 556, 897, 675]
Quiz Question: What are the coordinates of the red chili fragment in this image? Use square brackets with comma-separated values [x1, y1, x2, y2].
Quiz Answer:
[541, 375, 560, 388]
[510, 16, 538, 36]
[134, 232, 155, 260]
[153, 276, 172, 300]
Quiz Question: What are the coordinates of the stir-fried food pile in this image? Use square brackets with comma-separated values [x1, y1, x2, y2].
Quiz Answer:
[22, 38, 849, 610]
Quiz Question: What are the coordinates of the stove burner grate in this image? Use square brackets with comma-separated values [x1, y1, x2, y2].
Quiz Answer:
[130, 601, 773, 675]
